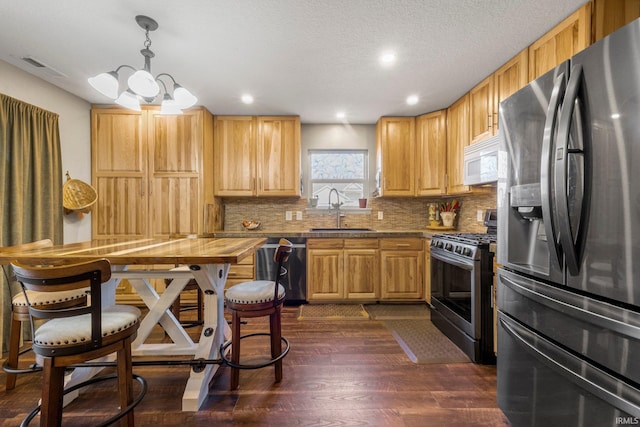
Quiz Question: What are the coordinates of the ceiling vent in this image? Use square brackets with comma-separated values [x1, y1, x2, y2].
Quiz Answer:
[21, 56, 67, 78]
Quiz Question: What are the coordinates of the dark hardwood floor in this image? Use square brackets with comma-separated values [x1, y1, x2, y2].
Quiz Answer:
[0, 306, 509, 426]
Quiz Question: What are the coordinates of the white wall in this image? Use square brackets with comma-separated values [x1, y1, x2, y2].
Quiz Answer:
[0, 59, 92, 243]
[301, 123, 377, 199]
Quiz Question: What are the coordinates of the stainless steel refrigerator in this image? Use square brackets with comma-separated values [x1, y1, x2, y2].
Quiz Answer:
[497, 18, 640, 426]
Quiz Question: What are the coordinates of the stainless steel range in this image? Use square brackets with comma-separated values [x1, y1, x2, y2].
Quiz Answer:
[430, 212, 496, 364]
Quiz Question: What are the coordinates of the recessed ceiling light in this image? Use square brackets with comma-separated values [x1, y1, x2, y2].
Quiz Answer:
[241, 94, 254, 104]
[336, 111, 346, 119]
[406, 95, 419, 105]
[380, 52, 396, 66]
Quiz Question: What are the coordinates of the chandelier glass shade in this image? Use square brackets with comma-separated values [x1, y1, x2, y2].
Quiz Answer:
[88, 15, 197, 115]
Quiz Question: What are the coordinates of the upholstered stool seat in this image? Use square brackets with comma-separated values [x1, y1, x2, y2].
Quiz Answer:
[12, 289, 87, 307]
[32, 305, 140, 349]
[225, 280, 285, 304]
[221, 239, 293, 390]
[1, 239, 89, 391]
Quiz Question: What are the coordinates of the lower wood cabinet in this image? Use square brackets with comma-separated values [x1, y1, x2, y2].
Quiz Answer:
[307, 237, 425, 302]
[380, 238, 424, 300]
[424, 239, 431, 304]
[307, 239, 379, 301]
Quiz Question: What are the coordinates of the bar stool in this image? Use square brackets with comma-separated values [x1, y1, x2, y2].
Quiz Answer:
[11, 258, 146, 427]
[221, 238, 293, 390]
[1, 239, 89, 390]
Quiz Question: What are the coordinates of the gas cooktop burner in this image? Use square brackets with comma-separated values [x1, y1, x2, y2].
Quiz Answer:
[433, 233, 497, 246]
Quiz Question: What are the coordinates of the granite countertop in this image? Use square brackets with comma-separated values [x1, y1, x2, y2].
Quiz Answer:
[212, 229, 436, 239]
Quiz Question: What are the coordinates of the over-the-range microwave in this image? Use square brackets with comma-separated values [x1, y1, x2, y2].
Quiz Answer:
[463, 133, 500, 185]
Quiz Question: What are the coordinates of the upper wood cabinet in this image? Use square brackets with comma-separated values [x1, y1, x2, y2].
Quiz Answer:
[91, 107, 214, 239]
[256, 116, 301, 196]
[469, 74, 495, 145]
[593, 0, 640, 42]
[469, 49, 529, 144]
[214, 115, 300, 197]
[416, 110, 447, 196]
[376, 117, 416, 196]
[213, 116, 255, 196]
[529, 3, 592, 81]
[493, 49, 529, 132]
[446, 94, 472, 195]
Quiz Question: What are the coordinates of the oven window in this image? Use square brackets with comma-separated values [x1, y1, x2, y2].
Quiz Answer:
[431, 256, 472, 322]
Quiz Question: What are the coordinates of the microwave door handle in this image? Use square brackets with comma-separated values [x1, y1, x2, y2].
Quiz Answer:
[540, 72, 566, 269]
[555, 65, 586, 276]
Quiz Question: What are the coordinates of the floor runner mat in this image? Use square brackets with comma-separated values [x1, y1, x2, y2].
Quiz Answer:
[383, 319, 470, 364]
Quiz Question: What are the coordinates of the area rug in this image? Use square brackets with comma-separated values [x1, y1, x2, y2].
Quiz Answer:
[297, 304, 370, 320]
[364, 303, 431, 320]
[382, 319, 470, 364]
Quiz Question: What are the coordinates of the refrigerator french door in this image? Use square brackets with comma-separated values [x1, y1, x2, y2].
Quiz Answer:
[497, 18, 640, 425]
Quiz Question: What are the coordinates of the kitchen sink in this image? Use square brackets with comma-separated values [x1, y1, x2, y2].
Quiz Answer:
[309, 228, 375, 232]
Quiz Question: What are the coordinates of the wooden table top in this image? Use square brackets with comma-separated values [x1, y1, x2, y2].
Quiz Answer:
[0, 237, 267, 265]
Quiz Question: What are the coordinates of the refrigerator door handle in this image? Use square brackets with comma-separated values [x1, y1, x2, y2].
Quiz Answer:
[555, 64, 586, 275]
[540, 72, 566, 269]
[500, 315, 640, 418]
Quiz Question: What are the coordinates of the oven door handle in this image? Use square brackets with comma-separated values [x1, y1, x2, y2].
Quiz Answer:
[430, 250, 474, 271]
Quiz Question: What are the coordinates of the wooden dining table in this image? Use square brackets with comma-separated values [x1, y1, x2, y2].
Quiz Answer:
[0, 236, 267, 411]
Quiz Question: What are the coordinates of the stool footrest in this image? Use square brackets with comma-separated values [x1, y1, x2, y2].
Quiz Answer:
[220, 332, 290, 370]
[21, 373, 147, 427]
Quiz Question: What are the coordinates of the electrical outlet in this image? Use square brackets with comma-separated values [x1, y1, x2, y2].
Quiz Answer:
[378, 211, 384, 220]
[477, 209, 484, 222]
[285, 211, 292, 221]
[296, 211, 303, 220]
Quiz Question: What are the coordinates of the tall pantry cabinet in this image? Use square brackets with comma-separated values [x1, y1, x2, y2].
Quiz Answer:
[91, 106, 216, 239]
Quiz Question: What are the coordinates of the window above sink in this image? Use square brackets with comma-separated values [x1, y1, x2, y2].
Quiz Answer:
[308, 149, 368, 208]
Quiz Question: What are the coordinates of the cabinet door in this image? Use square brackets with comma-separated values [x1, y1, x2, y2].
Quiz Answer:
[593, 0, 640, 42]
[469, 75, 495, 144]
[377, 117, 416, 196]
[424, 239, 431, 304]
[416, 111, 447, 196]
[256, 116, 301, 196]
[91, 109, 147, 239]
[493, 49, 529, 133]
[529, 3, 591, 80]
[213, 116, 256, 196]
[446, 94, 472, 195]
[148, 110, 203, 237]
[307, 249, 343, 300]
[344, 249, 379, 299]
[380, 250, 423, 299]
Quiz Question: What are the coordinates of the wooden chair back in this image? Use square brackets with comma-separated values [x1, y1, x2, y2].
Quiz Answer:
[272, 239, 293, 305]
[10, 259, 112, 357]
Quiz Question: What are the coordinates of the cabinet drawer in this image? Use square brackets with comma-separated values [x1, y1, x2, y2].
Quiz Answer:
[343, 238, 378, 249]
[380, 238, 423, 250]
[307, 239, 344, 249]
[237, 254, 254, 265]
[228, 265, 254, 279]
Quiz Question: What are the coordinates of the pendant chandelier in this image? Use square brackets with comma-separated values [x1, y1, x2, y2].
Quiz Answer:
[88, 15, 197, 114]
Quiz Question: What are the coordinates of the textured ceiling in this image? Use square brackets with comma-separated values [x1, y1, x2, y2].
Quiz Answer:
[0, 0, 586, 123]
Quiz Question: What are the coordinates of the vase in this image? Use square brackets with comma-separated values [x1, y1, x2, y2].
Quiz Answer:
[440, 211, 456, 227]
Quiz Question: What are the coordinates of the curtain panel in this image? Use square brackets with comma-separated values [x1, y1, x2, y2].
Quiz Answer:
[0, 93, 63, 352]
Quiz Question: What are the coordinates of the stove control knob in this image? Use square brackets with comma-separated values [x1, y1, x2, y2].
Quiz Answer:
[463, 248, 472, 257]
[444, 243, 453, 251]
[454, 246, 462, 254]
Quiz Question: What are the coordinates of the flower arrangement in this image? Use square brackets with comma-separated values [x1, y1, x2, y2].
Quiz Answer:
[440, 199, 460, 213]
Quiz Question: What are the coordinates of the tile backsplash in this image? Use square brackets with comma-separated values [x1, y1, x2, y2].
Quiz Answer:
[222, 191, 496, 233]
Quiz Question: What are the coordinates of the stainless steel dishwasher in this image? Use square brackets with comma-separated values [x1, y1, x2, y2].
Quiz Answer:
[255, 237, 306, 305]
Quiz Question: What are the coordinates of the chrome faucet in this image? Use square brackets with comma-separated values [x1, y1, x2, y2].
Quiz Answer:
[328, 188, 344, 228]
